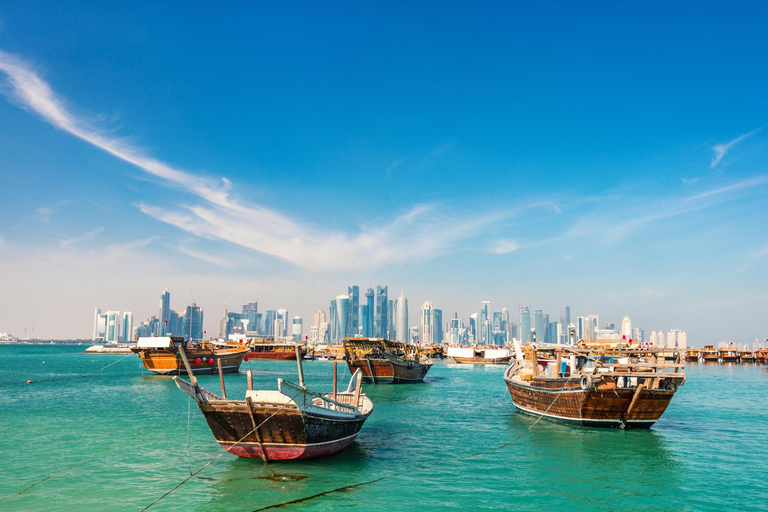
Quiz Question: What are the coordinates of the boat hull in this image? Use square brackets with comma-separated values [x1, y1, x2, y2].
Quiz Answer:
[199, 402, 369, 460]
[451, 356, 511, 364]
[347, 357, 431, 384]
[505, 378, 675, 429]
[133, 348, 247, 375]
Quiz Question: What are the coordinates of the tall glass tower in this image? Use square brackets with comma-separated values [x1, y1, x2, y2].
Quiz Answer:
[364, 287, 374, 337]
[519, 306, 531, 343]
[335, 295, 349, 342]
[375, 286, 388, 338]
[347, 286, 359, 338]
[396, 293, 409, 343]
[158, 288, 171, 336]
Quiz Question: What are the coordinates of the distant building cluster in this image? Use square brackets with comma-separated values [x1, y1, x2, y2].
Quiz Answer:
[94, 288, 205, 343]
[317, 286, 403, 344]
[217, 301, 302, 342]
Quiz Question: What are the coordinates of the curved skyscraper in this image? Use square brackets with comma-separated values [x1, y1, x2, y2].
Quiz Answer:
[396, 293, 409, 344]
[335, 295, 349, 342]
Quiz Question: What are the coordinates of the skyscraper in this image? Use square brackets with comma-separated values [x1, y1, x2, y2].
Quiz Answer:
[533, 310, 544, 342]
[560, 306, 570, 343]
[314, 309, 327, 327]
[621, 316, 632, 338]
[158, 288, 171, 336]
[105, 311, 121, 343]
[182, 303, 204, 342]
[122, 312, 133, 342]
[292, 317, 303, 341]
[420, 301, 435, 345]
[375, 286, 388, 338]
[335, 295, 349, 343]
[92, 307, 101, 341]
[363, 287, 374, 337]
[396, 293, 408, 343]
[346, 286, 359, 338]
[387, 298, 395, 339]
[434, 308, 443, 345]
[519, 306, 531, 343]
[329, 300, 339, 343]
[479, 301, 490, 344]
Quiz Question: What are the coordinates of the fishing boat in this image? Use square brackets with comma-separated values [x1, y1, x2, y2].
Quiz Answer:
[503, 343, 685, 428]
[243, 337, 307, 360]
[719, 346, 739, 363]
[131, 337, 248, 375]
[174, 346, 373, 461]
[343, 337, 432, 384]
[700, 345, 719, 362]
[757, 348, 768, 364]
[739, 348, 755, 363]
[684, 348, 702, 362]
[447, 345, 512, 364]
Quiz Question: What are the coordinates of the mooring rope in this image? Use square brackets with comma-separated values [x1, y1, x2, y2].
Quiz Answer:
[249, 371, 569, 512]
[23, 354, 133, 385]
[140, 389, 305, 511]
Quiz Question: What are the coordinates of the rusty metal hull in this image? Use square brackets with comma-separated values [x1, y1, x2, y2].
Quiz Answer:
[199, 402, 369, 460]
[132, 347, 247, 375]
[347, 357, 431, 384]
[505, 378, 675, 429]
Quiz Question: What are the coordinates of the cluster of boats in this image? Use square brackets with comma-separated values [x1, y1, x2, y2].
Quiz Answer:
[685, 345, 768, 363]
[130, 335, 686, 462]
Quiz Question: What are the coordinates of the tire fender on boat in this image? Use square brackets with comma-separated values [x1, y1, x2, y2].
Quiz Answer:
[664, 380, 678, 393]
[580, 373, 592, 390]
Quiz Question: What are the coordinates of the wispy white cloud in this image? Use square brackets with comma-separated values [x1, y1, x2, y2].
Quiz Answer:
[685, 175, 768, 202]
[710, 127, 762, 168]
[490, 239, 520, 254]
[59, 227, 103, 249]
[0, 49, 507, 271]
[176, 245, 231, 268]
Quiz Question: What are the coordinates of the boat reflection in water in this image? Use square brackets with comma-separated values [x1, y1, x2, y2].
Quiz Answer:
[174, 346, 373, 461]
[504, 340, 685, 428]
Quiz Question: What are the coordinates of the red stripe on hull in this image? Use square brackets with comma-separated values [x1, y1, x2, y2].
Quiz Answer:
[220, 436, 358, 460]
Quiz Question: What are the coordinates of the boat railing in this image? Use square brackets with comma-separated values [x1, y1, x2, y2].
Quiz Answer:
[280, 379, 359, 414]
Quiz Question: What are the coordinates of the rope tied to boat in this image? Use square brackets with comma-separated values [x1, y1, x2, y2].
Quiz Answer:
[140, 389, 305, 512]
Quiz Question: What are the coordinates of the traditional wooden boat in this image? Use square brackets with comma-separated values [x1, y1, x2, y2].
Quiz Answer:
[343, 337, 432, 384]
[739, 349, 755, 363]
[757, 348, 768, 364]
[131, 337, 248, 375]
[174, 346, 373, 461]
[700, 345, 719, 362]
[503, 344, 685, 428]
[719, 347, 739, 363]
[244, 338, 308, 360]
[684, 348, 702, 362]
[447, 345, 512, 364]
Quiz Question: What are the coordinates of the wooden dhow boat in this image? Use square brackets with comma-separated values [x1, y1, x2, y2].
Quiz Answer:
[174, 346, 373, 461]
[684, 348, 702, 362]
[739, 348, 756, 363]
[243, 337, 307, 360]
[719, 346, 739, 363]
[700, 345, 719, 362]
[503, 343, 686, 428]
[131, 337, 248, 375]
[757, 347, 768, 364]
[447, 345, 512, 364]
[343, 337, 432, 384]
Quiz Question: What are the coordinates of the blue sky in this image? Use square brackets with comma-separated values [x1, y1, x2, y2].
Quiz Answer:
[1, 1, 767, 342]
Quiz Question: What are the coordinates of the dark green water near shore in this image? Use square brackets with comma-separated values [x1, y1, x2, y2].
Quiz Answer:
[1, 345, 767, 511]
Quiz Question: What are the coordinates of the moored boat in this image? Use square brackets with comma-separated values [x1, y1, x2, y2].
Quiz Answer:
[131, 337, 248, 375]
[174, 347, 373, 461]
[684, 348, 702, 362]
[700, 345, 719, 362]
[503, 343, 685, 428]
[343, 337, 432, 384]
[719, 347, 739, 363]
[243, 337, 307, 360]
[739, 349, 756, 363]
[448, 345, 512, 364]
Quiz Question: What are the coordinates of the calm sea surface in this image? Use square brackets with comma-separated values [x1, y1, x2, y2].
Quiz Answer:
[1, 345, 767, 511]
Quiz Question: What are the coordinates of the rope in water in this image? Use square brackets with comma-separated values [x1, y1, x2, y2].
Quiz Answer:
[249, 370, 569, 512]
[24, 353, 134, 385]
[140, 389, 305, 512]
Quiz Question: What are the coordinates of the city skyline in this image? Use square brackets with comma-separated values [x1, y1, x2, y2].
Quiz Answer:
[1, 3, 767, 342]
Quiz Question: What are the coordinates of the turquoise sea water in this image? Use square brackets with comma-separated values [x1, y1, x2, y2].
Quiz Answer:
[1, 345, 767, 512]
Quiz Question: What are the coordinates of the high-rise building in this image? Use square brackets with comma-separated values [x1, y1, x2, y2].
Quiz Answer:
[335, 295, 349, 343]
[420, 301, 436, 345]
[314, 309, 327, 327]
[560, 306, 570, 343]
[122, 312, 133, 342]
[434, 308, 443, 345]
[92, 307, 102, 341]
[375, 286, 388, 338]
[621, 316, 632, 338]
[292, 317, 303, 342]
[519, 306, 531, 343]
[182, 303, 204, 342]
[329, 300, 338, 342]
[533, 310, 545, 343]
[396, 293, 409, 343]
[469, 313, 477, 341]
[363, 287, 374, 337]
[346, 286, 359, 338]
[105, 311, 121, 343]
[158, 288, 171, 336]
[479, 301, 490, 344]
[276, 309, 289, 338]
